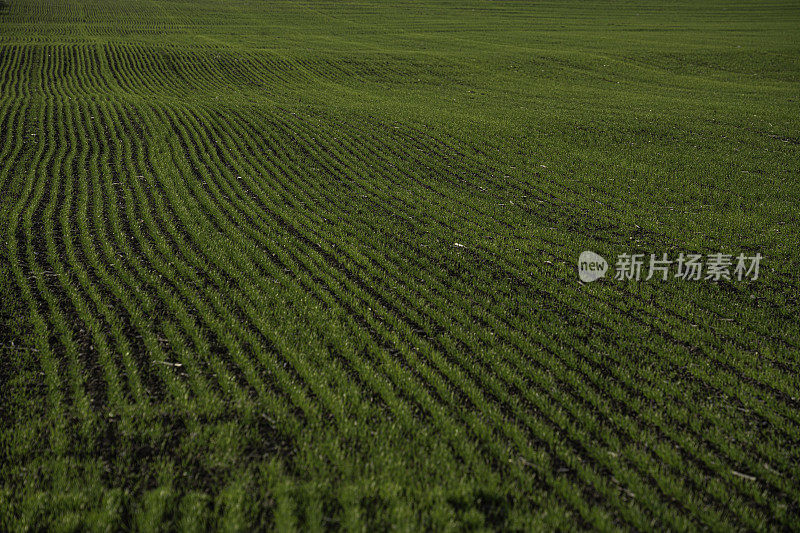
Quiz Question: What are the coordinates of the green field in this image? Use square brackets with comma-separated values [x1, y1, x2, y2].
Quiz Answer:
[1, 0, 799, 530]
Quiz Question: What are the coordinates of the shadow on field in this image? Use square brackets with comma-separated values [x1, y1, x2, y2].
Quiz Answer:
[93, 410, 297, 494]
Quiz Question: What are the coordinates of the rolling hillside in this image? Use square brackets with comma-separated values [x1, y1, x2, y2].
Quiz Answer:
[1, 0, 799, 529]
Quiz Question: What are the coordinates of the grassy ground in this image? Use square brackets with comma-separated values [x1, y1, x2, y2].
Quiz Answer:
[1, 0, 799, 530]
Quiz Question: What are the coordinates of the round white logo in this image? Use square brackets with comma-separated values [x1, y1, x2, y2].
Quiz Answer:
[578, 251, 608, 282]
